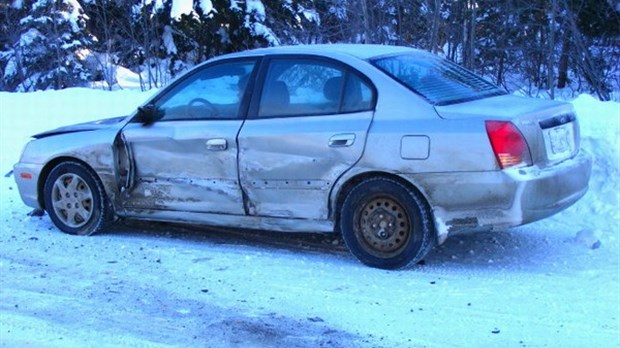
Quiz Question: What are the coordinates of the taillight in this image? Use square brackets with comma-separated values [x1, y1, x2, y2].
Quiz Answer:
[485, 120, 532, 169]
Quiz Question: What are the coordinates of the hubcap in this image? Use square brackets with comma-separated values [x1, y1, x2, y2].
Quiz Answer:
[51, 173, 94, 228]
[357, 196, 410, 257]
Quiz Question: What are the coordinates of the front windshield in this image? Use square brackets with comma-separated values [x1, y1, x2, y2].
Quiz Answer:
[372, 53, 506, 105]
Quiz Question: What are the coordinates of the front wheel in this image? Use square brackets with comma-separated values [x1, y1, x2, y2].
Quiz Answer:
[340, 178, 434, 269]
[43, 161, 112, 235]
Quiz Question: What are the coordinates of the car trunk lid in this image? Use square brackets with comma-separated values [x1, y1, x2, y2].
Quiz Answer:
[434, 94, 580, 168]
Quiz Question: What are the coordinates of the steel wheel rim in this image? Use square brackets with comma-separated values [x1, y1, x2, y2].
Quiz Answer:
[355, 195, 411, 258]
[51, 173, 94, 228]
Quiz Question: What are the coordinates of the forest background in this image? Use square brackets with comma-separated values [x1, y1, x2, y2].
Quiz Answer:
[1, 0, 618, 100]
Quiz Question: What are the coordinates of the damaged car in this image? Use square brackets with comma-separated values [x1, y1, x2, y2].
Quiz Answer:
[13, 44, 592, 269]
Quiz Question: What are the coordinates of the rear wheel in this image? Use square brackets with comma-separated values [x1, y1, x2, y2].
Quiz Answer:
[43, 161, 112, 235]
[340, 177, 434, 269]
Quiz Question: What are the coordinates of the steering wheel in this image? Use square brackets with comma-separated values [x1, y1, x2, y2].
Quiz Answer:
[188, 98, 218, 117]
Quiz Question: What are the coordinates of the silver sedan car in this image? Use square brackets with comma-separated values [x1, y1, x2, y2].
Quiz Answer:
[13, 44, 592, 269]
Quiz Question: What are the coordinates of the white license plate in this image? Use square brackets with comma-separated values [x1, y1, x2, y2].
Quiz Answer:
[543, 123, 575, 162]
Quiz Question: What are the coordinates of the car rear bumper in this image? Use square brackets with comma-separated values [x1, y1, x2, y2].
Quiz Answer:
[405, 150, 592, 243]
[13, 162, 44, 209]
[517, 152, 592, 224]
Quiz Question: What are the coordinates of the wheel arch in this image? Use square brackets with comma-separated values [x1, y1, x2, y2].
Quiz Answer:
[37, 157, 109, 209]
[331, 171, 435, 235]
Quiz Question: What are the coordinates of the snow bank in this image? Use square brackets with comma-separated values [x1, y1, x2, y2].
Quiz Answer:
[0, 88, 155, 175]
[569, 94, 620, 236]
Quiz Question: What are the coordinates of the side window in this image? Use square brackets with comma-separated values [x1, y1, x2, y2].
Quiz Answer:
[343, 73, 374, 113]
[258, 59, 374, 118]
[155, 60, 255, 121]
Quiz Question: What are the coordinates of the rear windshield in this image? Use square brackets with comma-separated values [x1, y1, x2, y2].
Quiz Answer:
[372, 53, 506, 105]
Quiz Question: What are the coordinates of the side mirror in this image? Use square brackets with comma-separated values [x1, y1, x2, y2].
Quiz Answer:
[135, 104, 163, 125]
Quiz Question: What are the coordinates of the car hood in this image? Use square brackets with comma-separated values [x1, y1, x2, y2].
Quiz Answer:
[32, 116, 128, 139]
[434, 94, 572, 120]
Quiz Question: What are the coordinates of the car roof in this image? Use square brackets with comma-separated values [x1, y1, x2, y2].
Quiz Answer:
[217, 44, 421, 61]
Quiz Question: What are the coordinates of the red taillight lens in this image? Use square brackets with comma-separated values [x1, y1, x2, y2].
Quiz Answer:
[485, 121, 532, 169]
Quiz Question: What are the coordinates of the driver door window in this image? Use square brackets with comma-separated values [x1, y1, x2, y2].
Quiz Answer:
[156, 61, 255, 121]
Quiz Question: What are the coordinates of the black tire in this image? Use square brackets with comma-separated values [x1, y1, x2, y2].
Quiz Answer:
[339, 177, 434, 269]
[43, 161, 112, 235]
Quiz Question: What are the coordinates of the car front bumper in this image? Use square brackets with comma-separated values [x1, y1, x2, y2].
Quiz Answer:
[405, 150, 592, 243]
[13, 162, 44, 209]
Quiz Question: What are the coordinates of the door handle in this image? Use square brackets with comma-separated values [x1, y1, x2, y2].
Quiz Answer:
[206, 138, 227, 151]
[329, 133, 356, 147]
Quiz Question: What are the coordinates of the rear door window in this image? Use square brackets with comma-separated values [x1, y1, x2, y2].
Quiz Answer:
[257, 58, 374, 118]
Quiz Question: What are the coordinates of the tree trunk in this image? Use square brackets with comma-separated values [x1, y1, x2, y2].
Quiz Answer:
[557, 36, 570, 88]
[497, 53, 505, 87]
[429, 0, 441, 53]
[360, 0, 372, 43]
[51, 0, 63, 89]
[468, 1, 476, 69]
[547, 0, 556, 99]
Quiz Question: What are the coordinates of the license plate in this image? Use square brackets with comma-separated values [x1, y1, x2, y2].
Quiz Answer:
[543, 123, 575, 162]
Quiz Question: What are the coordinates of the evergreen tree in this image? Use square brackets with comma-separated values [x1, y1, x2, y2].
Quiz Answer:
[1, 1, 28, 91]
[3, 0, 93, 91]
[170, 0, 272, 67]
[1, 0, 617, 97]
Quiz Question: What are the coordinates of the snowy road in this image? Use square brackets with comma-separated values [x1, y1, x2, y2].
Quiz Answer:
[1, 201, 617, 347]
[1, 90, 618, 347]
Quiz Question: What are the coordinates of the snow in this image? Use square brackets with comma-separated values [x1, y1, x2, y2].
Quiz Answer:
[199, 0, 214, 15]
[328, 4, 348, 20]
[302, 8, 320, 24]
[31, 0, 48, 12]
[229, 0, 241, 11]
[27, 0, 86, 33]
[0, 88, 155, 175]
[243, 0, 279, 45]
[2, 53, 17, 80]
[251, 22, 280, 46]
[246, 0, 266, 21]
[170, 0, 195, 20]
[168, 0, 213, 20]
[17, 28, 43, 46]
[11, 0, 23, 9]
[570, 94, 620, 222]
[163, 25, 178, 55]
[64, 0, 85, 33]
[0, 89, 619, 347]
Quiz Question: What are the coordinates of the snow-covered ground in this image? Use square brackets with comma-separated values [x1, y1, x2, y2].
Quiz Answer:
[0, 89, 618, 347]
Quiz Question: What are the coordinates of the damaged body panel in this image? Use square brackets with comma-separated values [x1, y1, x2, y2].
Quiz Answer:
[14, 127, 123, 210]
[13, 44, 592, 269]
[119, 120, 245, 215]
[238, 111, 373, 219]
